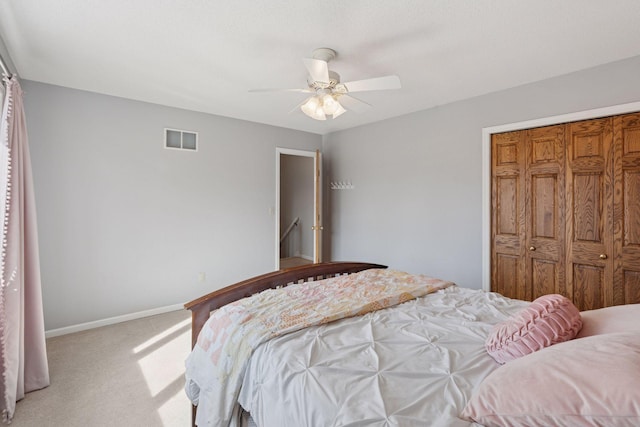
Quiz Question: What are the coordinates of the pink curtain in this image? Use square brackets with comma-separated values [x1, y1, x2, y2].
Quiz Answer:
[0, 75, 49, 422]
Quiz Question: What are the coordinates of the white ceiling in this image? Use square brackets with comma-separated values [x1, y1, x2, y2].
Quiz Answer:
[2, 1, 640, 135]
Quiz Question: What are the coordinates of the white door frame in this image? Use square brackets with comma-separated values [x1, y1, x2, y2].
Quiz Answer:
[275, 147, 321, 270]
[481, 101, 640, 292]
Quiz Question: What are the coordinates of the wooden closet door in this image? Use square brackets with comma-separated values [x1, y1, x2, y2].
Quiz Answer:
[491, 131, 526, 300]
[525, 125, 565, 300]
[565, 118, 614, 310]
[613, 113, 640, 304]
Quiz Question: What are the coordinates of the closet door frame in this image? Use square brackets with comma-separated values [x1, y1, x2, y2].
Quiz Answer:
[482, 101, 640, 292]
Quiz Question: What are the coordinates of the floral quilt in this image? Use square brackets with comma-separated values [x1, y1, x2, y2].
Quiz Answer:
[184, 268, 453, 426]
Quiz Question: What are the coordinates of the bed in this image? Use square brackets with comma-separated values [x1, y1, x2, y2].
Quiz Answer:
[184, 262, 640, 427]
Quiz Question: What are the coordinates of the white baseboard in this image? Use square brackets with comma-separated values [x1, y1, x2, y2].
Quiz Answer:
[300, 254, 313, 261]
[45, 303, 185, 338]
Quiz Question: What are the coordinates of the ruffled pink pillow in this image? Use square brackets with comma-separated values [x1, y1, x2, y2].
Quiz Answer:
[486, 294, 582, 364]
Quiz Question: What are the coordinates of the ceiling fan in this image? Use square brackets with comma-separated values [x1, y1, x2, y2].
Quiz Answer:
[250, 48, 401, 121]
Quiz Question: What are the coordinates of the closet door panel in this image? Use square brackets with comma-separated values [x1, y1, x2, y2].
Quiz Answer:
[496, 177, 519, 236]
[623, 171, 640, 245]
[614, 113, 640, 305]
[495, 254, 519, 298]
[566, 118, 613, 308]
[573, 264, 605, 309]
[531, 175, 557, 239]
[624, 271, 640, 304]
[491, 112, 640, 309]
[531, 259, 556, 299]
[572, 174, 602, 242]
[526, 125, 565, 300]
[492, 132, 526, 300]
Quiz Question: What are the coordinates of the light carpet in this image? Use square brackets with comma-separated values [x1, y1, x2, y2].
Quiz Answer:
[11, 310, 192, 426]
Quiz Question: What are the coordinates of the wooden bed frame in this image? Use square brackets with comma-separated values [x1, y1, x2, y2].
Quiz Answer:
[183, 262, 386, 426]
[184, 261, 387, 349]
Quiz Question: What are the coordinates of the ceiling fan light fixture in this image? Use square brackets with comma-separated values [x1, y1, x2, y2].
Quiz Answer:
[301, 96, 320, 118]
[322, 93, 340, 115]
[332, 103, 346, 118]
[301, 96, 327, 120]
[314, 107, 327, 120]
[301, 94, 345, 120]
[250, 47, 400, 122]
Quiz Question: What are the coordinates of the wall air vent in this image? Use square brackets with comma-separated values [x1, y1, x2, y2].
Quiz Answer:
[165, 128, 198, 151]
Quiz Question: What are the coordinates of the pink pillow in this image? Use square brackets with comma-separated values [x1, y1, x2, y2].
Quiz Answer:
[577, 304, 640, 338]
[486, 294, 581, 364]
[462, 332, 640, 427]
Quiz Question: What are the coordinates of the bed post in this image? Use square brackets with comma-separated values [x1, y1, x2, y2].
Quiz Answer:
[188, 304, 210, 427]
[190, 304, 211, 349]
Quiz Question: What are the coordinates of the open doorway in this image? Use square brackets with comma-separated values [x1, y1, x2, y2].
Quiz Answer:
[275, 148, 322, 270]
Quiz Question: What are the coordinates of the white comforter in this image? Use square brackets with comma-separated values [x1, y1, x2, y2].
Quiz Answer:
[237, 286, 527, 427]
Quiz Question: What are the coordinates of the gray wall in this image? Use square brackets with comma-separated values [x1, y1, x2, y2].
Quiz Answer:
[21, 54, 640, 329]
[280, 155, 314, 259]
[323, 55, 640, 289]
[23, 81, 321, 330]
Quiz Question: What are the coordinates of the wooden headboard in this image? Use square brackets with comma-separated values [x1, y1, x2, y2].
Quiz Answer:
[184, 261, 387, 349]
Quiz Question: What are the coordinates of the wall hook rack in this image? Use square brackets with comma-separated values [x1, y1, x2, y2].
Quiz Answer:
[330, 181, 355, 190]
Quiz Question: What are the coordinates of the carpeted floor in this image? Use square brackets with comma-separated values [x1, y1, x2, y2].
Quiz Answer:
[11, 309, 192, 427]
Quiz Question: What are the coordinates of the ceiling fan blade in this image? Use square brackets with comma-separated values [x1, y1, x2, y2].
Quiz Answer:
[303, 58, 330, 84]
[341, 75, 401, 93]
[337, 94, 371, 113]
[249, 88, 313, 93]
